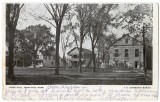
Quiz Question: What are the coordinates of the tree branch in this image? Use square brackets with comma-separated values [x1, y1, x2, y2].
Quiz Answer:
[44, 4, 58, 24]
[68, 12, 79, 49]
[50, 4, 58, 20]
[19, 4, 24, 10]
[29, 12, 56, 28]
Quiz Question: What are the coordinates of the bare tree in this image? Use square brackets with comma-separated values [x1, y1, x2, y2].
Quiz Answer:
[67, 11, 80, 49]
[87, 4, 117, 71]
[6, 4, 24, 80]
[60, 28, 73, 69]
[44, 4, 69, 75]
[75, 4, 90, 73]
[65, 5, 89, 72]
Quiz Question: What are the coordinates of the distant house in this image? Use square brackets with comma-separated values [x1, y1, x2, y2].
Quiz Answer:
[109, 34, 144, 69]
[35, 51, 43, 66]
[43, 51, 63, 68]
[67, 47, 94, 68]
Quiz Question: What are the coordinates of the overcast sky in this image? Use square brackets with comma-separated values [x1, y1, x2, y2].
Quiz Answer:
[16, 4, 145, 57]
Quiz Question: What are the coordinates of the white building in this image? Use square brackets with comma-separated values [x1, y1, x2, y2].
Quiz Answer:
[109, 34, 144, 69]
[43, 51, 63, 68]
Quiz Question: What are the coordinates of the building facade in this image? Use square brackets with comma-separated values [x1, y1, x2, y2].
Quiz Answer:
[43, 51, 63, 68]
[109, 34, 144, 69]
[43, 55, 55, 68]
[67, 47, 94, 68]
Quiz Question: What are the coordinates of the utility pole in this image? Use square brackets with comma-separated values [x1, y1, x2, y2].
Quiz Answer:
[98, 40, 100, 69]
[142, 24, 146, 77]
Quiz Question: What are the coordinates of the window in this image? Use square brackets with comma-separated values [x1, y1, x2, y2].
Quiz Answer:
[51, 62, 54, 65]
[44, 56, 47, 59]
[49, 56, 51, 59]
[115, 49, 119, 57]
[135, 49, 139, 57]
[125, 49, 128, 57]
[125, 38, 128, 43]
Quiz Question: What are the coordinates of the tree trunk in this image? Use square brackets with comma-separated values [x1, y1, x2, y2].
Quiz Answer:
[108, 50, 110, 69]
[92, 44, 96, 72]
[142, 25, 146, 77]
[8, 28, 15, 80]
[33, 59, 36, 68]
[6, 4, 23, 80]
[55, 25, 61, 75]
[63, 55, 66, 69]
[78, 40, 82, 73]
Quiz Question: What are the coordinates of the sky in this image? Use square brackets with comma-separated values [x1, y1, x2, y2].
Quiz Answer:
[16, 4, 145, 57]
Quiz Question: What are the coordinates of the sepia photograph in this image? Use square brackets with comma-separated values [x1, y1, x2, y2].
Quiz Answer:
[5, 3, 153, 85]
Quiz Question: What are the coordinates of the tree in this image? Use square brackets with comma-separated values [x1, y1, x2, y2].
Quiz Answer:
[44, 4, 69, 75]
[86, 4, 100, 71]
[17, 25, 55, 68]
[98, 34, 117, 69]
[118, 4, 152, 44]
[67, 4, 118, 72]
[87, 4, 118, 71]
[14, 30, 32, 67]
[6, 4, 24, 80]
[67, 9, 80, 51]
[60, 27, 74, 69]
[75, 4, 90, 73]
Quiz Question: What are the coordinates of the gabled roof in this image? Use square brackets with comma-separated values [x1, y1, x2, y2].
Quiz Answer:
[67, 47, 92, 55]
[109, 34, 143, 47]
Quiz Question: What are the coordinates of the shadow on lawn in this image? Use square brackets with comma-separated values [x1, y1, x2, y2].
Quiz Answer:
[6, 75, 76, 85]
[6, 68, 152, 85]
[6, 74, 152, 85]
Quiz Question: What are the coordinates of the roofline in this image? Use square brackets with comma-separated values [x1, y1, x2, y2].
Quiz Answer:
[109, 34, 143, 47]
[67, 47, 77, 55]
[67, 47, 92, 55]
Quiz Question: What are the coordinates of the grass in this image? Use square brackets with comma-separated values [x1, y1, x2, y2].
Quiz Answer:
[6, 67, 152, 85]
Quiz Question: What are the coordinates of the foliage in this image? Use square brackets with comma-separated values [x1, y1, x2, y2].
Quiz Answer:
[118, 4, 153, 45]
[44, 4, 69, 74]
[15, 24, 55, 66]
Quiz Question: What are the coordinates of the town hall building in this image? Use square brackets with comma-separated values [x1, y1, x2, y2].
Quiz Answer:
[109, 34, 144, 69]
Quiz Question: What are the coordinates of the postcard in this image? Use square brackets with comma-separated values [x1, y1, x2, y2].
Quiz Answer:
[2, 3, 159, 101]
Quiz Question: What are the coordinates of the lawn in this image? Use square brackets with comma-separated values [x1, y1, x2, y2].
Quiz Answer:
[6, 67, 152, 85]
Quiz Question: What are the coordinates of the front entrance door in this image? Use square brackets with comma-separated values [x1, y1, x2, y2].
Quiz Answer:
[135, 61, 138, 68]
[135, 61, 139, 68]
